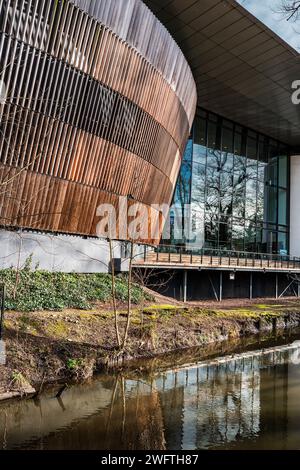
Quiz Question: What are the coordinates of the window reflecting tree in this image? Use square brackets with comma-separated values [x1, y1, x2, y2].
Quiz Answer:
[167, 110, 289, 255]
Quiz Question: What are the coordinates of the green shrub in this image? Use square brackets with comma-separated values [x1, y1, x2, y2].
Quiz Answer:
[66, 358, 83, 371]
[0, 262, 152, 312]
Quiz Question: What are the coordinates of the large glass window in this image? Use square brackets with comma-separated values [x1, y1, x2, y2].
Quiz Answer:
[267, 186, 277, 224]
[278, 231, 288, 255]
[278, 189, 287, 225]
[174, 161, 192, 206]
[279, 155, 288, 188]
[221, 126, 234, 172]
[193, 117, 207, 164]
[164, 109, 290, 255]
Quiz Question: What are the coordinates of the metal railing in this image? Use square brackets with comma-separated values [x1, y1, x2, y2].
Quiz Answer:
[140, 244, 300, 270]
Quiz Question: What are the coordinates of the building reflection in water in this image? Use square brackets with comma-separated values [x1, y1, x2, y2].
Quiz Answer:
[1, 345, 300, 450]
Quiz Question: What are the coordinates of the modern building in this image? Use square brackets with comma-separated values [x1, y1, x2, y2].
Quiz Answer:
[1, 0, 300, 299]
[0, 0, 196, 271]
[163, 109, 289, 256]
[137, 0, 300, 300]
[144, 0, 299, 260]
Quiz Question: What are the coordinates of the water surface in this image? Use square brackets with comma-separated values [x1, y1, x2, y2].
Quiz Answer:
[1, 332, 300, 450]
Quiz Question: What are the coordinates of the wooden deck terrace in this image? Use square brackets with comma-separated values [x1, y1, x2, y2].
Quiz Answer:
[133, 247, 300, 273]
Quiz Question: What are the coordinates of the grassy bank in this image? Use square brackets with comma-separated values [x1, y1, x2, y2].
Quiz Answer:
[0, 265, 151, 311]
[1, 299, 300, 401]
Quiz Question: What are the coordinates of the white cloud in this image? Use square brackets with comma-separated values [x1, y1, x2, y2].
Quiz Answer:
[237, 0, 300, 51]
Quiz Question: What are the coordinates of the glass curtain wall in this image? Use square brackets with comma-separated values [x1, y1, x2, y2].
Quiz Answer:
[164, 109, 290, 255]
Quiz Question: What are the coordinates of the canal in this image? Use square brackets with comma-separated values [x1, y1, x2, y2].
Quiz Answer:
[1, 331, 300, 450]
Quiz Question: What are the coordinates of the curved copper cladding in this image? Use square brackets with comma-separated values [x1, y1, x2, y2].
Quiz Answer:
[0, 0, 197, 243]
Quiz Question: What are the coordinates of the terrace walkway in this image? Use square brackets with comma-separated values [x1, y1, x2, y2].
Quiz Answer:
[133, 245, 300, 274]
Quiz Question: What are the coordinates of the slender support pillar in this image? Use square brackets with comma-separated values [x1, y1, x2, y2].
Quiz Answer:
[275, 273, 279, 299]
[219, 271, 223, 302]
[290, 155, 300, 257]
[249, 272, 253, 300]
[298, 281, 300, 298]
[183, 270, 188, 303]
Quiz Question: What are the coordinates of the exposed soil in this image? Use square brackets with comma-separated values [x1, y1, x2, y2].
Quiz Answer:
[1, 295, 300, 401]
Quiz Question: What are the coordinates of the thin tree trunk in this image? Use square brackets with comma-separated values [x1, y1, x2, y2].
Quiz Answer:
[105, 376, 119, 439]
[121, 375, 126, 441]
[122, 241, 134, 349]
[13, 229, 23, 299]
[109, 237, 121, 348]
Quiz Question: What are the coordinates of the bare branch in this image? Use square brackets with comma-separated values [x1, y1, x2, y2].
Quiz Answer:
[279, 0, 300, 21]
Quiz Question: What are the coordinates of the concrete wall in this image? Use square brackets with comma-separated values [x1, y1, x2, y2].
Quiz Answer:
[290, 155, 300, 257]
[0, 229, 134, 273]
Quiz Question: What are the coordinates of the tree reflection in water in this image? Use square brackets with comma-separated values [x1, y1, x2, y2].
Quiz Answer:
[1, 344, 300, 450]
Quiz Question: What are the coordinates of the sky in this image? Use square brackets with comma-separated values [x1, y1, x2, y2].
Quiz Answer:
[237, 0, 300, 51]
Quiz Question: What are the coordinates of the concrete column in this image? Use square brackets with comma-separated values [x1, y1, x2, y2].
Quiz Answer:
[219, 271, 223, 302]
[183, 270, 188, 303]
[290, 156, 300, 257]
[249, 272, 253, 300]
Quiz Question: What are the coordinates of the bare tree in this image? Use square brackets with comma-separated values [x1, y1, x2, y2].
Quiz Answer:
[133, 267, 175, 295]
[191, 148, 257, 251]
[279, 1, 300, 21]
[108, 237, 121, 348]
[122, 240, 134, 350]
[239, 0, 300, 21]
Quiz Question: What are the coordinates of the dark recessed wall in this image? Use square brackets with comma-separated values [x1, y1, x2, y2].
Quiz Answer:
[143, 269, 296, 301]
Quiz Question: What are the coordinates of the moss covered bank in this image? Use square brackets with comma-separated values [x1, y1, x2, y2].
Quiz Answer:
[1, 298, 300, 401]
